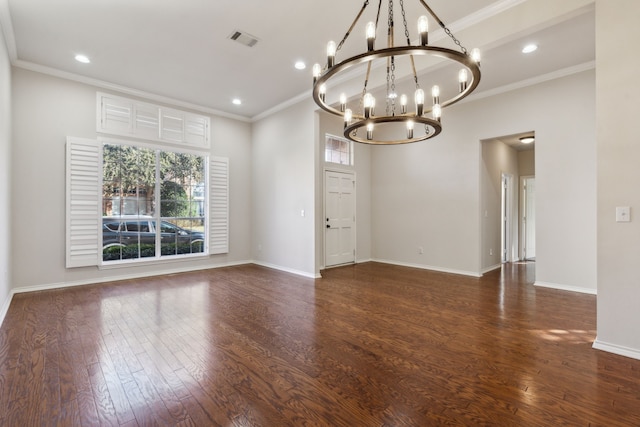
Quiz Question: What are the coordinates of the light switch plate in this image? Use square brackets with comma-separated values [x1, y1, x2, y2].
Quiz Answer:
[616, 206, 631, 222]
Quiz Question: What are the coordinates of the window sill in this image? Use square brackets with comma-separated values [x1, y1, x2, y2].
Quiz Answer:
[99, 252, 210, 270]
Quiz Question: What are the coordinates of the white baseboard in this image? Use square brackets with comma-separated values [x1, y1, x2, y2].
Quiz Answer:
[251, 261, 321, 279]
[534, 281, 597, 295]
[481, 264, 502, 275]
[0, 291, 14, 329]
[593, 337, 640, 361]
[371, 258, 482, 278]
[11, 259, 253, 295]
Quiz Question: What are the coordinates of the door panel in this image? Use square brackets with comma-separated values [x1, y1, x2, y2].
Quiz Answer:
[325, 170, 355, 267]
[524, 177, 536, 260]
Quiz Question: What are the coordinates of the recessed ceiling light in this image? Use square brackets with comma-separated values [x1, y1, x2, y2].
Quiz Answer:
[522, 44, 538, 54]
[295, 61, 306, 70]
[74, 54, 91, 64]
[232, 98, 242, 105]
[519, 136, 535, 144]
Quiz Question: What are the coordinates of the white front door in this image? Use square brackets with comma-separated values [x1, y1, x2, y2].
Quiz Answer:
[325, 170, 356, 267]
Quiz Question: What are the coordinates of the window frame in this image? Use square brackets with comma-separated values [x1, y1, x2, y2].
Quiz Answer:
[324, 133, 354, 166]
[99, 138, 209, 266]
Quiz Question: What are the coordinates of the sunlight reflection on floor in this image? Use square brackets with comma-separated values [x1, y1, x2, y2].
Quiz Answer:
[531, 329, 596, 344]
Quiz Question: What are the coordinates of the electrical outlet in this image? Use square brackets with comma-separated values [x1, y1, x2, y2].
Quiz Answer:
[418, 247, 424, 254]
[616, 206, 631, 222]
[489, 248, 493, 256]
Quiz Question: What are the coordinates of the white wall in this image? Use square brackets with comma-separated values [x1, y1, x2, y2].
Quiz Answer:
[370, 70, 596, 290]
[251, 98, 317, 277]
[518, 150, 535, 177]
[0, 20, 11, 318]
[594, 0, 640, 359]
[10, 68, 253, 290]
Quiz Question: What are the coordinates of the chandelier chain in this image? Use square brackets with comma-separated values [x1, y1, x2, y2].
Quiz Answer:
[386, 0, 395, 116]
[443, 27, 468, 55]
[390, 58, 396, 116]
[399, 0, 420, 91]
[400, 0, 411, 45]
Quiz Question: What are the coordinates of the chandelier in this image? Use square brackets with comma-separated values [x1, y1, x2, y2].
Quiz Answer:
[312, 0, 481, 145]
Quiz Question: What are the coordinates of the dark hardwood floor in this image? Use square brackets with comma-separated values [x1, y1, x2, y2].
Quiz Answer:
[0, 262, 639, 426]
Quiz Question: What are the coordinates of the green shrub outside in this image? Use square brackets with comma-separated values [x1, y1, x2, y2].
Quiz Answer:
[103, 241, 204, 261]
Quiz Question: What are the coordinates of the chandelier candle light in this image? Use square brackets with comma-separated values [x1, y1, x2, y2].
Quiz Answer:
[312, 0, 481, 145]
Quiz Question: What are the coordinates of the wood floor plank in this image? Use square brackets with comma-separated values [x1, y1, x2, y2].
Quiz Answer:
[58, 398, 82, 427]
[120, 372, 158, 427]
[1, 262, 640, 425]
[86, 361, 120, 426]
[134, 348, 191, 419]
[67, 340, 101, 427]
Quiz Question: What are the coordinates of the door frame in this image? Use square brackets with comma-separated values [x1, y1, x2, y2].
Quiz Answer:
[501, 172, 515, 263]
[520, 175, 535, 261]
[323, 168, 356, 269]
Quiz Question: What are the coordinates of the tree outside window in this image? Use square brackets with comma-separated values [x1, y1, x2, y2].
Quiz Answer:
[102, 143, 206, 262]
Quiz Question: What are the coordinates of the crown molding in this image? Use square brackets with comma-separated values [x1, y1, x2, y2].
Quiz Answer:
[13, 58, 252, 122]
[0, 0, 17, 61]
[465, 60, 595, 104]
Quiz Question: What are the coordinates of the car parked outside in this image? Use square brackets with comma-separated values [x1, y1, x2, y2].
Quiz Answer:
[103, 216, 205, 261]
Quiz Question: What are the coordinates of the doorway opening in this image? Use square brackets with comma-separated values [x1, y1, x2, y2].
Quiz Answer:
[480, 131, 535, 273]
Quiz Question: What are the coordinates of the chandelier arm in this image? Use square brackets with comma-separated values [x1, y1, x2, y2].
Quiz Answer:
[375, 0, 383, 32]
[356, 61, 373, 121]
[416, 0, 446, 29]
[364, 61, 372, 89]
[336, 0, 371, 53]
[409, 55, 419, 88]
[417, 0, 469, 54]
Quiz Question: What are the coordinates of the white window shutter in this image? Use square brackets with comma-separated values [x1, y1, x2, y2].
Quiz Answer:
[209, 157, 229, 254]
[184, 113, 209, 147]
[133, 103, 160, 140]
[97, 93, 210, 148]
[66, 137, 101, 268]
[99, 95, 133, 134]
[161, 108, 185, 142]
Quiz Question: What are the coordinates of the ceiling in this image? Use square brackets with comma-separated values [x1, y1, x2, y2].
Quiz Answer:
[1, 0, 595, 120]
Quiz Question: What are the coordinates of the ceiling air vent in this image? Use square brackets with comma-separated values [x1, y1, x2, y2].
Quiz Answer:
[228, 30, 259, 48]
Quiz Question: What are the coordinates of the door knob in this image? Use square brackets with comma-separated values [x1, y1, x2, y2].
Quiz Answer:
[326, 224, 330, 228]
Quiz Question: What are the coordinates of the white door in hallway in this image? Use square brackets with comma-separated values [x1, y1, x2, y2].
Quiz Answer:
[524, 177, 536, 260]
[325, 170, 355, 267]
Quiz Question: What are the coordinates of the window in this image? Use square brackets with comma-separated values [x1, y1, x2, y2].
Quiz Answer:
[66, 136, 228, 269]
[325, 134, 353, 166]
[102, 143, 206, 263]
